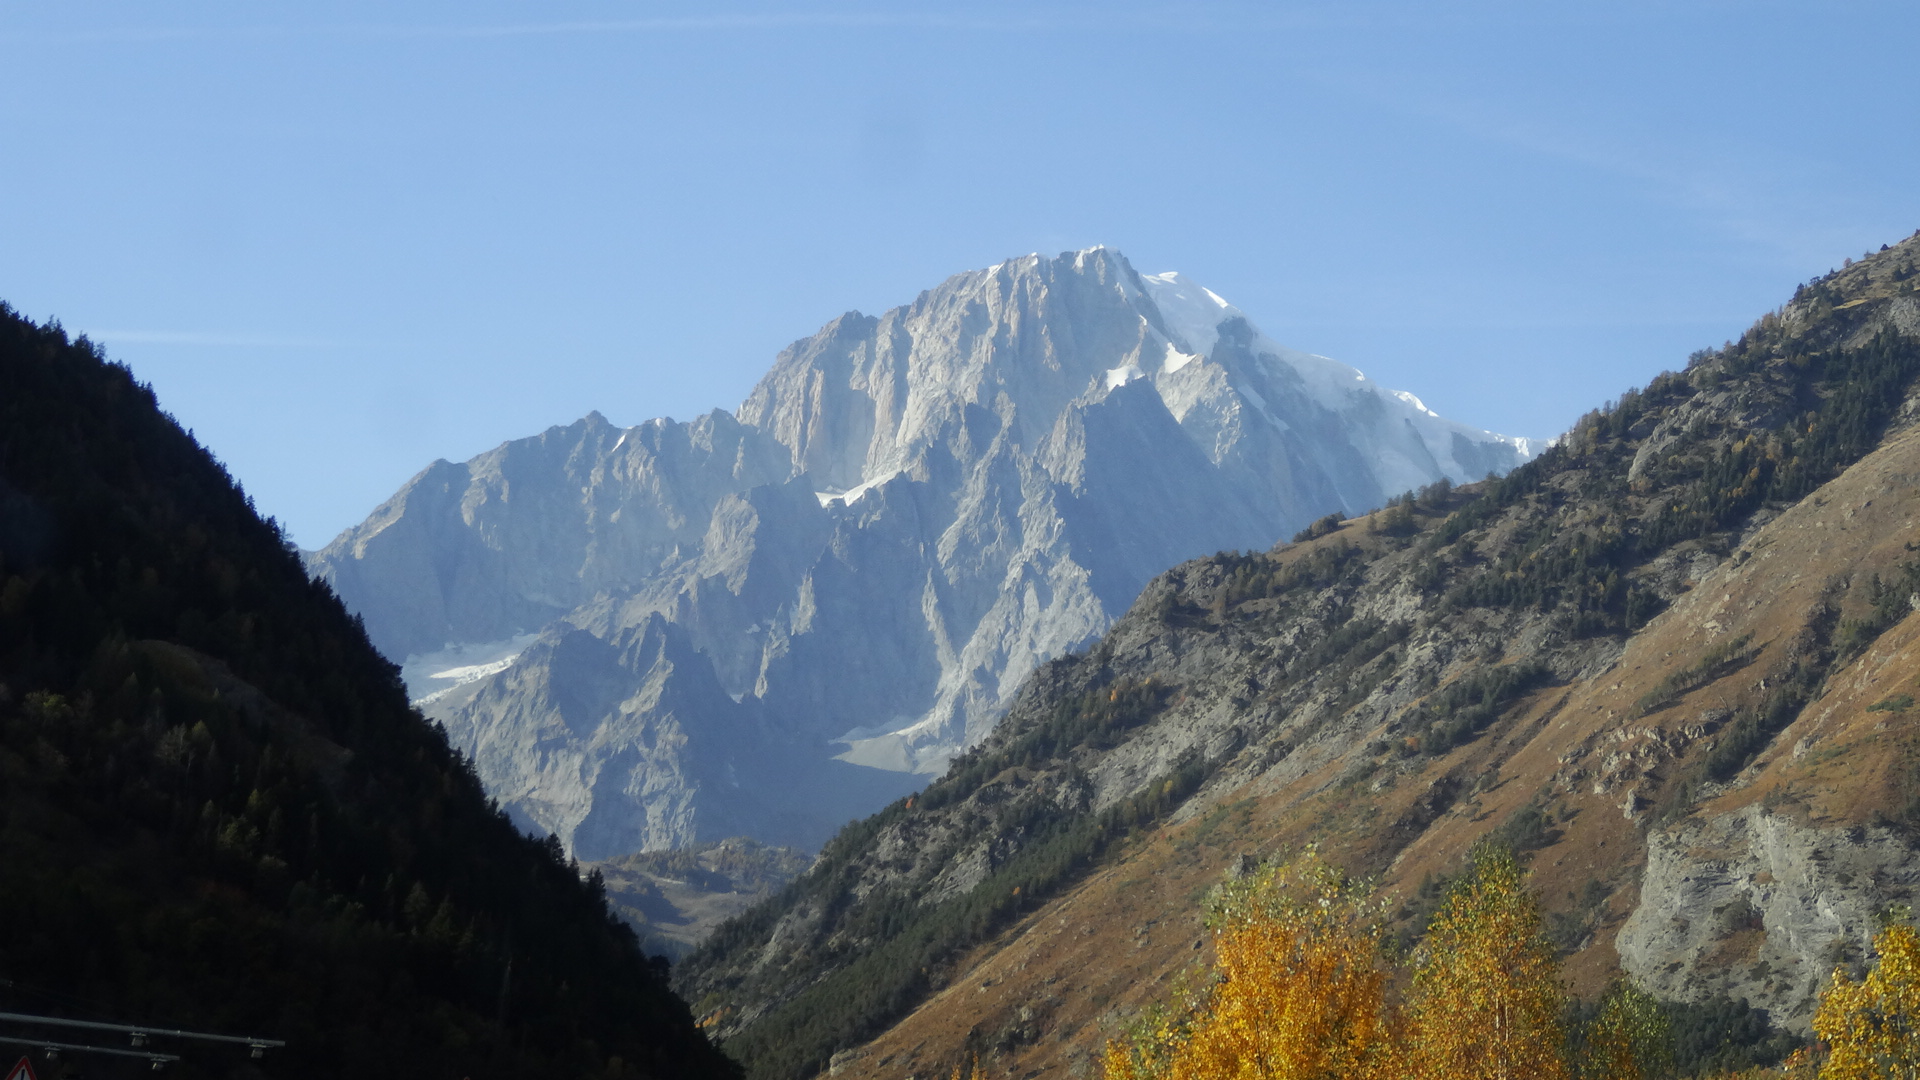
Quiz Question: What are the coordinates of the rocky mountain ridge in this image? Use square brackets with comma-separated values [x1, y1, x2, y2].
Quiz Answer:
[673, 234, 1920, 1080]
[311, 247, 1531, 857]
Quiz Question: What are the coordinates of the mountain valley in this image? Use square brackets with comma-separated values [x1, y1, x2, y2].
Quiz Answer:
[675, 234, 1920, 1080]
[8, 229, 1920, 1080]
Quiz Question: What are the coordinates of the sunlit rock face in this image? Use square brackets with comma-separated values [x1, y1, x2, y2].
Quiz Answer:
[311, 247, 1532, 858]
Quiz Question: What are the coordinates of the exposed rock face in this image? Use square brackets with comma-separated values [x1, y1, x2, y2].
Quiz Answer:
[311, 247, 1531, 857]
[1619, 806, 1920, 1031]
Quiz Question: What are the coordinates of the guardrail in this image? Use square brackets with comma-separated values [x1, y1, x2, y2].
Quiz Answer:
[0, 1009, 282, 1068]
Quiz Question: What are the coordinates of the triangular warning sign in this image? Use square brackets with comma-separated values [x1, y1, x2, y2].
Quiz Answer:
[4, 1056, 35, 1080]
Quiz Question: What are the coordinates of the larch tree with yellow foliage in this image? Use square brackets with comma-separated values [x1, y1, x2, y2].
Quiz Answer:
[1103, 848, 1391, 1080]
[1402, 845, 1570, 1080]
[1102, 844, 1672, 1080]
[1815, 921, 1920, 1080]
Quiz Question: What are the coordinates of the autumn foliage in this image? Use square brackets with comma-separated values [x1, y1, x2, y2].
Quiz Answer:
[1403, 847, 1569, 1080]
[1103, 852, 1389, 1080]
[1579, 982, 1674, 1080]
[1106, 846, 1584, 1080]
[1814, 922, 1920, 1080]
[1104, 845, 1920, 1080]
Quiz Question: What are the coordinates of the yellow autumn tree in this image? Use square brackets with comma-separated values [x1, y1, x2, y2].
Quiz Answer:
[1815, 922, 1920, 1079]
[1104, 848, 1391, 1080]
[1401, 845, 1571, 1080]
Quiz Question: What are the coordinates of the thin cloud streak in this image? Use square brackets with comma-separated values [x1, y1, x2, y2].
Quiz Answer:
[0, 11, 1151, 46]
[1277, 317, 1746, 332]
[0, 6, 1518, 47]
[1297, 67, 1851, 267]
[0, 3, 1827, 47]
[88, 329, 353, 349]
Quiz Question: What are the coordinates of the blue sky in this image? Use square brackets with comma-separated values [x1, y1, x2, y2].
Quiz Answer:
[3, 1, 1916, 546]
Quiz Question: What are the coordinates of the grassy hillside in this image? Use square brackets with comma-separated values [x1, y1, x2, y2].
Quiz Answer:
[0, 306, 740, 1079]
[679, 233, 1920, 1080]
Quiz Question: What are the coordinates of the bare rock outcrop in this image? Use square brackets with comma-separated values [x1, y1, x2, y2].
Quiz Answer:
[1620, 806, 1920, 1030]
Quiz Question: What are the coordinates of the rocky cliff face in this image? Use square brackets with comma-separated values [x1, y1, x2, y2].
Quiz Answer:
[673, 235, 1920, 1080]
[1618, 806, 1920, 1028]
[311, 247, 1531, 858]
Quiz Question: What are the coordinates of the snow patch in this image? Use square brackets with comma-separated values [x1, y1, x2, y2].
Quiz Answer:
[430, 657, 517, 683]
[1139, 270, 1242, 358]
[1392, 389, 1439, 418]
[1105, 365, 1145, 390]
[815, 470, 903, 508]
[833, 714, 961, 775]
[1161, 341, 1200, 374]
[403, 632, 542, 706]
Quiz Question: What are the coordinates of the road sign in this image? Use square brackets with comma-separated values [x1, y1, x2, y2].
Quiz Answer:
[4, 1056, 35, 1080]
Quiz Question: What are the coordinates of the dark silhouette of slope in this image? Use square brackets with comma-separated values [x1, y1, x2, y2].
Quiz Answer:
[0, 305, 740, 1079]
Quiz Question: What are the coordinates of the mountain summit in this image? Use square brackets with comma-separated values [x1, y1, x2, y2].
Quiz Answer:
[312, 247, 1533, 857]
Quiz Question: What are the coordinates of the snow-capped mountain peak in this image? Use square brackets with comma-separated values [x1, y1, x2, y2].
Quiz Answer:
[311, 246, 1537, 858]
[1139, 269, 1240, 357]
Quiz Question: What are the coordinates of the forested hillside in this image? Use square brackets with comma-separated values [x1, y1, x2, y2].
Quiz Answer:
[679, 234, 1920, 1080]
[0, 306, 738, 1079]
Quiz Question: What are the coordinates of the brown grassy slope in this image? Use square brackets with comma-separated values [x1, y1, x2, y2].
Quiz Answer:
[686, 233, 1920, 1080]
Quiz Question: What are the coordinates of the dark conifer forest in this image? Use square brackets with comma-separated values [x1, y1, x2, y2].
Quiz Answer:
[0, 304, 740, 1078]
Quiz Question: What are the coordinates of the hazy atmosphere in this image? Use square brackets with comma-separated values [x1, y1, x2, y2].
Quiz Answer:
[6, 1, 1916, 546]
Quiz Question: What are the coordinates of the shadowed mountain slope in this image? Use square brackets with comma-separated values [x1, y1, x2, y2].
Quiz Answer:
[676, 233, 1920, 1080]
[0, 308, 737, 1080]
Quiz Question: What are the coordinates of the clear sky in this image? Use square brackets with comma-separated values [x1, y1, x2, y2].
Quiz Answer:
[3, 1, 1916, 547]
